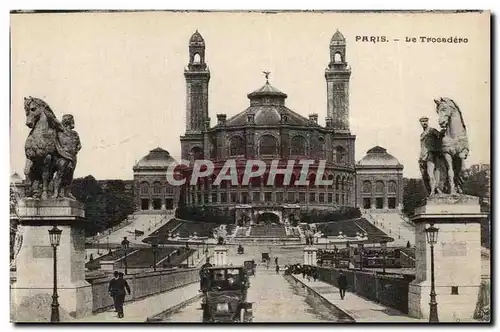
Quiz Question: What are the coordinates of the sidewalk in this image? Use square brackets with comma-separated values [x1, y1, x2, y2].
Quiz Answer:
[75, 282, 200, 323]
[291, 275, 423, 323]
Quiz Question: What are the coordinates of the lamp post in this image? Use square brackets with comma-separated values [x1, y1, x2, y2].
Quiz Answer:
[358, 243, 364, 271]
[188, 235, 194, 266]
[121, 237, 130, 275]
[107, 236, 110, 253]
[334, 246, 339, 268]
[151, 237, 158, 272]
[425, 223, 440, 323]
[48, 225, 62, 322]
[380, 240, 387, 274]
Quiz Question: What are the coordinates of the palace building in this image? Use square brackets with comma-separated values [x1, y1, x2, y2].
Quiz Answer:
[355, 146, 404, 211]
[132, 30, 405, 219]
[177, 29, 356, 223]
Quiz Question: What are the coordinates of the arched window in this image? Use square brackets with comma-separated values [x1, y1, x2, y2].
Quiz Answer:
[335, 175, 341, 190]
[318, 137, 325, 159]
[362, 181, 372, 194]
[334, 52, 342, 63]
[229, 135, 245, 156]
[193, 53, 201, 64]
[375, 181, 385, 194]
[335, 146, 346, 164]
[140, 182, 149, 195]
[259, 135, 278, 155]
[153, 181, 162, 194]
[308, 173, 316, 188]
[341, 177, 346, 191]
[327, 174, 334, 189]
[190, 146, 204, 160]
[210, 174, 218, 188]
[290, 135, 306, 156]
[388, 180, 397, 193]
[251, 176, 261, 188]
[166, 184, 174, 194]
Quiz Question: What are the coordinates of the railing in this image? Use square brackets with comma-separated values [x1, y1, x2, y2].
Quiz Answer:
[88, 268, 199, 313]
[312, 266, 415, 314]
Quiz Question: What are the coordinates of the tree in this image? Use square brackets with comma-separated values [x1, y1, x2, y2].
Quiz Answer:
[71, 176, 135, 236]
[72, 175, 105, 236]
[402, 178, 427, 217]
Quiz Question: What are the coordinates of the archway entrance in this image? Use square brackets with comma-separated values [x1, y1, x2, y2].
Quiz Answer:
[257, 212, 280, 225]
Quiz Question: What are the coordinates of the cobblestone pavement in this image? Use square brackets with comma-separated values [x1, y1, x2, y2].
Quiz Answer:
[164, 268, 344, 322]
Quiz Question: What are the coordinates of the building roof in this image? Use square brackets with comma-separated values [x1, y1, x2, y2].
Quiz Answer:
[10, 172, 23, 184]
[189, 30, 205, 45]
[357, 146, 402, 167]
[330, 30, 345, 44]
[247, 81, 288, 99]
[135, 147, 176, 169]
[223, 82, 312, 127]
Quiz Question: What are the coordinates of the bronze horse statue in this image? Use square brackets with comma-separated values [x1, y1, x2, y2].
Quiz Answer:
[24, 97, 77, 199]
[434, 97, 469, 194]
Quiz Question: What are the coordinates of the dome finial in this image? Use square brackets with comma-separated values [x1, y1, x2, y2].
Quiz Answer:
[262, 71, 271, 83]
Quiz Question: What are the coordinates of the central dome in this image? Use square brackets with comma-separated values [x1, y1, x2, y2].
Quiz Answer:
[357, 146, 401, 166]
[223, 81, 311, 127]
[135, 147, 176, 169]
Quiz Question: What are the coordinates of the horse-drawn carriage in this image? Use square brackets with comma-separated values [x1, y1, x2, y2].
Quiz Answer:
[201, 266, 253, 323]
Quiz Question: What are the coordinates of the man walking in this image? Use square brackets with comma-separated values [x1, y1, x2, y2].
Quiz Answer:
[111, 272, 131, 318]
[199, 257, 212, 292]
[275, 264, 280, 275]
[337, 270, 348, 300]
[108, 271, 120, 312]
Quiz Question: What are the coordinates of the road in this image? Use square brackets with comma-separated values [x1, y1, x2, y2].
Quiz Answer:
[162, 267, 348, 322]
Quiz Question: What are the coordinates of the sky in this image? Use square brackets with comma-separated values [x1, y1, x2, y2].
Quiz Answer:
[9, 11, 490, 180]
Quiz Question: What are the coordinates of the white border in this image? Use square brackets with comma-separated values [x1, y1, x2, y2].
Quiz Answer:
[3, 1, 497, 331]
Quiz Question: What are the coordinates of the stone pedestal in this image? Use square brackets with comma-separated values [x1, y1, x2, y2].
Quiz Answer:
[303, 246, 318, 266]
[214, 246, 228, 266]
[408, 195, 486, 322]
[11, 199, 92, 319]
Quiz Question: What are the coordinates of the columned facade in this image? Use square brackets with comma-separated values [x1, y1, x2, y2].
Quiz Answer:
[355, 146, 404, 212]
[133, 148, 180, 212]
[179, 30, 357, 216]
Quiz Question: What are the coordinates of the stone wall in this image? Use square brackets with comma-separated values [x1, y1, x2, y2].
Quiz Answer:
[88, 268, 199, 313]
[313, 266, 414, 314]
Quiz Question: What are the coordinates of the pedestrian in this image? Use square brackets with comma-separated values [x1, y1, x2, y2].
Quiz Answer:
[275, 264, 280, 275]
[108, 271, 120, 312]
[313, 268, 319, 282]
[199, 257, 212, 292]
[111, 272, 131, 318]
[275, 257, 278, 265]
[302, 266, 306, 279]
[337, 270, 348, 300]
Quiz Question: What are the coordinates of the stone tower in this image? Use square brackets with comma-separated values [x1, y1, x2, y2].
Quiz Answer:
[184, 30, 210, 134]
[325, 29, 351, 133]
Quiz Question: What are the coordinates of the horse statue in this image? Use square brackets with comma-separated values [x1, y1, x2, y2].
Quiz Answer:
[434, 97, 469, 194]
[24, 97, 81, 199]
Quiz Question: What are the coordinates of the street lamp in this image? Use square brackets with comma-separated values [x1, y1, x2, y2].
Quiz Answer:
[425, 223, 440, 323]
[188, 235, 194, 266]
[121, 237, 130, 275]
[151, 241, 158, 272]
[333, 246, 339, 268]
[97, 238, 100, 255]
[107, 236, 110, 253]
[380, 240, 387, 274]
[48, 225, 62, 322]
[358, 243, 364, 271]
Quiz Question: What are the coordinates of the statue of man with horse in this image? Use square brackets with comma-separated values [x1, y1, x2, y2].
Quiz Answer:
[23, 96, 81, 200]
[419, 97, 469, 196]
